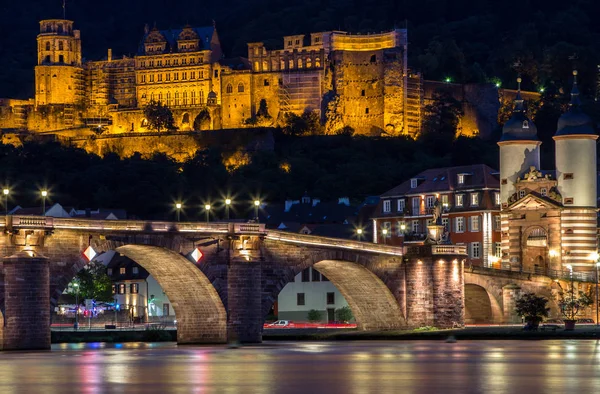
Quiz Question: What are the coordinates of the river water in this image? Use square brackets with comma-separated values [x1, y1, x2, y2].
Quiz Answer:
[0, 340, 599, 393]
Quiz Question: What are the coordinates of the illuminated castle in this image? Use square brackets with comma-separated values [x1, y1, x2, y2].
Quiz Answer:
[0, 18, 501, 139]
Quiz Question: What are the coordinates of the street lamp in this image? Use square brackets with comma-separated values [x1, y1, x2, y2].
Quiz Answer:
[590, 252, 600, 326]
[566, 264, 574, 319]
[175, 203, 182, 222]
[73, 283, 79, 330]
[382, 228, 388, 245]
[205, 204, 211, 223]
[356, 228, 363, 240]
[225, 198, 231, 220]
[3, 188, 9, 215]
[41, 190, 48, 216]
[254, 200, 260, 222]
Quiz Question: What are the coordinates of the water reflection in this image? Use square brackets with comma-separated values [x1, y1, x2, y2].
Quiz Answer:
[0, 341, 600, 393]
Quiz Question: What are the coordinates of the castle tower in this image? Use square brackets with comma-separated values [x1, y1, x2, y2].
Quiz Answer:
[35, 19, 84, 106]
[553, 70, 598, 269]
[497, 78, 541, 205]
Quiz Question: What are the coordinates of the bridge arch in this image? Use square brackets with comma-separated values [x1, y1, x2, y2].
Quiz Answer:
[464, 275, 503, 324]
[52, 240, 227, 344]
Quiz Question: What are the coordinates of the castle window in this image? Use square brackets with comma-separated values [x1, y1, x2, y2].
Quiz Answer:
[191, 71, 196, 80]
[306, 58, 312, 68]
[45, 42, 50, 51]
[183, 91, 188, 105]
[315, 59, 321, 68]
[190, 58, 195, 64]
[289, 59, 294, 69]
[44, 55, 50, 63]
[191, 91, 196, 105]
[166, 92, 171, 106]
[315, 37, 320, 43]
[263, 60, 268, 71]
[226, 84, 233, 94]
[564, 173, 574, 180]
[370, 54, 377, 63]
[182, 72, 187, 80]
[361, 89, 365, 96]
[264, 79, 270, 87]
[182, 59, 187, 65]
[175, 92, 180, 106]
[166, 73, 170, 81]
[214, 70, 219, 78]
[295, 39, 300, 45]
[288, 40, 292, 46]
[199, 57, 204, 63]
[174, 73, 179, 81]
[158, 74, 162, 82]
[59, 55, 64, 63]
[149, 74, 154, 82]
[199, 90, 204, 104]
[174, 59, 179, 65]
[365, 108, 369, 114]
[57, 24, 63, 34]
[298, 59, 303, 68]
[238, 83, 245, 93]
[540, 188, 547, 196]
[523, 120, 529, 129]
[59, 41, 64, 51]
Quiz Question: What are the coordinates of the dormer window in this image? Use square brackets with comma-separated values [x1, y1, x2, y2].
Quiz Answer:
[383, 200, 391, 213]
[522, 120, 529, 129]
[410, 179, 418, 188]
[540, 188, 547, 196]
[457, 174, 465, 184]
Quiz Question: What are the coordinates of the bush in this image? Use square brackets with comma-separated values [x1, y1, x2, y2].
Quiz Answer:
[335, 306, 353, 322]
[515, 293, 550, 325]
[307, 309, 322, 322]
[142, 326, 172, 342]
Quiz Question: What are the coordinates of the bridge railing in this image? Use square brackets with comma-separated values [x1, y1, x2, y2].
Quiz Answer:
[469, 263, 597, 283]
[265, 230, 404, 256]
[4, 216, 266, 235]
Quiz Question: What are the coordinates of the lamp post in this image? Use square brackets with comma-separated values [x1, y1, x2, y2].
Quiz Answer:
[225, 198, 231, 220]
[175, 203, 182, 222]
[254, 200, 260, 222]
[73, 283, 79, 330]
[382, 228, 388, 245]
[566, 264, 574, 321]
[591, 252, 600, 326]
[205, 204, 211, 223]
[41, 190, 48, 216]
[3, 188, 9, 216]
[356, 228, 363, 241]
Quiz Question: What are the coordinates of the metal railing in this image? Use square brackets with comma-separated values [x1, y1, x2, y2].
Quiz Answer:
[469, 263, 597, 283]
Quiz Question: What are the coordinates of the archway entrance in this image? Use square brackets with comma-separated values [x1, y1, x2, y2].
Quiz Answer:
[193, 110, 211, 130]
[464, 284, 493, 324]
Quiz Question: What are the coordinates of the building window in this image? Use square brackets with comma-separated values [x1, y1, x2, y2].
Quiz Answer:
[311, 268, 321, 282]
[494, 215, 501, 231]
[455, 194, 464, 207]
[397, 221, 406, 235]
[264, 79, 270, 86]
[238, 83, 245, 93]
[410, 179, 418, 189]
[412, 220, 419, 233]
[397, 199, 405, 212]
[564, 198, 574, 204]
[365, 108, 369, 114]
[132, 267, 139, 275]
[441, 194, 449, 208]
[107, 268, 113, 276]
[442, 217, 449, 231]
[118, 284, 126, 294]
[111, 284, 116, 295]
[471, 242, 481, 258]
[412, 197, 420, 215]
[382, 222, 391, 237]
[564, 173, 574, 180]
[226, 84, 233, 93]
[327, 292, 335, 305]
[457, 174, 465, 184]
[426, 196, 435, 209]
[540, 188, 547, 196]
[297, 293, 305, 306]
[519, 190, 526, 199]
[119, 267, 126, 275]
[130, 283, 139, 294]
[470, 216, 480, 232]
[455, 217, 465, 233]
[494, 242, 502, 258]
[361, 89, 365, 96]
[59, 55, 64, 63]
[471, 193, 479, 206]
[383, 200, 391, 213]
[495, 192, 501, 205]
[58, 41, 64, 51]
[301, 269, 310, 282]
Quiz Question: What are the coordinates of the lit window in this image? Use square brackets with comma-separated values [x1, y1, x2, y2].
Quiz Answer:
[426, 196, 435, 208]
[412, 220, 419, 233]
[470, 216, 480, 232]
[494, 242, 502, 258]
[397, 221, 406, 235]
[495, 192, 501, 205]
[119, 267, 126, 275]
[455, 217, 465, 233]
[494, 215, 501, 231]
[111, 284, 116, 294]
[441, 194, 449, 207]
[471, 193, 479, 206]
[130, 283, 139, 294]
[442, 218, 449, 231]
[457, 174, 465, 184]
[382, 222, 392, 237]
[455, 194, 464, 207]
[397, 199, 405, 212]
[118, 283, 126, 294]
[383, 200, 391, 213]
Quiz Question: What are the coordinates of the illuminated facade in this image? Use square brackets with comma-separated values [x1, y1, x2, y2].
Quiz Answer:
[373, 164, 501, 267]
[499, 75, 598, 274]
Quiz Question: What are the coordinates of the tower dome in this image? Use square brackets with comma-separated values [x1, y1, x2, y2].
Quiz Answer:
[499, 78, 538, 142]
[555, 70, 596, 137]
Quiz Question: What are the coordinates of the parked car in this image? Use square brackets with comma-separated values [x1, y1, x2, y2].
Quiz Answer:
[264, 320, 294, 328]
[576, 318, 595, 325]
[544, 318, 564, 324]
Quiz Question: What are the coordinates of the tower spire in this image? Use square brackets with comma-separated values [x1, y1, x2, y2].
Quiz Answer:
[63, 0, 66, 19]
[514, 77, 524, 112]
[570, 70, 581, 107]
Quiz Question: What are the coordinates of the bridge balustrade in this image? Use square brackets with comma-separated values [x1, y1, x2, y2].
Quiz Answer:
[469, 263, 597, 283]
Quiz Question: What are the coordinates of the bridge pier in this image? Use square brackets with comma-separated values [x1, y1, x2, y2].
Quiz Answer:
[2, 252, 51, 350]
[404, 248, 466, 328]
[227, 260, 263, 343]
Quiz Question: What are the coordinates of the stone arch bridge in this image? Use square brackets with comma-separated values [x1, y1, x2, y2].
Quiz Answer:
[0, 215, 589, 350]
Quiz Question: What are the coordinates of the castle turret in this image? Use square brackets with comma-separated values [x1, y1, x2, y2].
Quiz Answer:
[497, 78, 541, 205]
[553, 71, 598, 269]
[35, 19, 84, 106]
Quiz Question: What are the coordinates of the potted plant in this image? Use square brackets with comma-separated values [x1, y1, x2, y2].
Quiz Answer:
[515, 293, 550, 330]
[557, 287, 593, 330]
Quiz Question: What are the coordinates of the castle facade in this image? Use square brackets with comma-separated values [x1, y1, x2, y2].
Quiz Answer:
[0, 18, 431, 137]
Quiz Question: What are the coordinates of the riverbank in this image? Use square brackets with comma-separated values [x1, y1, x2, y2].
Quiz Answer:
[262, 325, 600, 341]
[51, 329, 176, 343]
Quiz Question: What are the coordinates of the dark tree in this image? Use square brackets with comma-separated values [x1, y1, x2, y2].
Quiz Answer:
[67, 261, 114, 303]
[515, 292, 550, 326]
[143, 101, 176, 132]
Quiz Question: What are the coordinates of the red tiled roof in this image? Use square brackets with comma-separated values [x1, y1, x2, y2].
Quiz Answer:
[381, 164, 499, 197]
